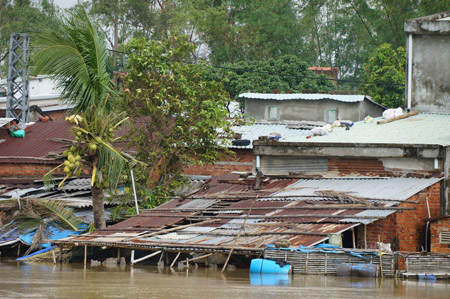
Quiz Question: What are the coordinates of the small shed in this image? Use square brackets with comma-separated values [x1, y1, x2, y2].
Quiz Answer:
[240, 93, 385, 123]
[430, 216, 450, 254]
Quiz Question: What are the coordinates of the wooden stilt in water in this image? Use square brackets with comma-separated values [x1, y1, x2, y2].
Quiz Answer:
[131, 250, 135, 266]
[158, 251, 164, 264]
[59, 245, 63, 263]
[364, 225, 367, 249]
[352, 227, 356, 249]
[170, 252, 181, 268]
[52, 249, 56, 264]
[84, 245, 87, 266]
[117, 248, 121, 262]
[165, 251, 170, 265]
[378, 235, 384, 278]
[17, 243, 20, 257]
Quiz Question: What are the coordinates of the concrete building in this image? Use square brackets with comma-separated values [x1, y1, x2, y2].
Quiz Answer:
[240, 93, 385, 123]
[0, 75, 62, 108]
[252, 113, 450, 216]
[405, 11, 450, 112]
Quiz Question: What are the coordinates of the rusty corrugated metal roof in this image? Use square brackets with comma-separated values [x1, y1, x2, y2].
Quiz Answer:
[53, 175, 439, 254]
[0, 121, 72, 164]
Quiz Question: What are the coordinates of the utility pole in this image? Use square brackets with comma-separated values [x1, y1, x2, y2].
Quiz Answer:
[6, 33, 30, 123]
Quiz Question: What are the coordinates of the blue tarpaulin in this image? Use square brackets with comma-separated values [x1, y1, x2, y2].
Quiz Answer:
[19, 223, 88, 248]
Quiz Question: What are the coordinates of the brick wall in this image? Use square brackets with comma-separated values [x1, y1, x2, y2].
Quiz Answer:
[46, 110, 69, 121]
[356, 182, 441, 269]
[0, 162, 61, 178]
[328, 157, 440, 178]
[430, 217, 450, 254]
[183, 149, 255, 176]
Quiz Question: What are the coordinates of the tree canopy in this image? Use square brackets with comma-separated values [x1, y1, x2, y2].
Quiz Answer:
[121, 37, 241, 208]
[34, 8, 138, 229]
[361, 44, 406, 108]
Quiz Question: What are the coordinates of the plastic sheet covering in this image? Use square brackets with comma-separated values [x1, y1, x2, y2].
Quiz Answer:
[19, 223, 88, 248]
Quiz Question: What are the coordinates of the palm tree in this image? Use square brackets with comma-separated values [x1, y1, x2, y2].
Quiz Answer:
[1, 199, 83, 255]
[33, 8, 139, 229]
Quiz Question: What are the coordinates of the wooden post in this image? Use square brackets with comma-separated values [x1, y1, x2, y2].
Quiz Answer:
[364, 225, 367, 249]
[170, 252, 181, 268]
[221, 200, 256, 273]
[52, 249, 56, 264]
[84, 245, 87, 266]
[131, 250, 135, 266]
[378, 235, 384, 278]
[117, 248, 121, 261]
[17, 243, 20, 257]
[352, 227, 356, 249]
[158, 251, 164, 264]
[59, 245, 63, 263]
[165, 251, 170, 265]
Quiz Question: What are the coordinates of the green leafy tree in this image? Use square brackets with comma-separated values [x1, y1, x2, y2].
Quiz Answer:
[0, 0, 58, 77]
[33, 8, 139, 229]
[186, 0, 303, 64]
[209, 55, 335, 99]
[121, 36, 241, 208]
[361, 43, 406, 108]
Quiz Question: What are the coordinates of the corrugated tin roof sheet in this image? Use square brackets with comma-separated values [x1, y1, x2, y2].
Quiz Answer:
[239, 92, 367, 103]
[283, 113, 450, 146]
[273, 177, 442, 204]
[0, 120, 72, 164]
[53, 175, 442, 253]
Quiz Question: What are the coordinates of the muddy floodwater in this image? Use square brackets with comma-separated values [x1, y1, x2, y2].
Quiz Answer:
[0, 260, 449, 298]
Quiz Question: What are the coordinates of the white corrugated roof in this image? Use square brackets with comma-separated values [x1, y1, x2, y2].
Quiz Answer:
[284, 113, 450, 146]
[239, 92, 367, 103]
[269, 177, 442, 224]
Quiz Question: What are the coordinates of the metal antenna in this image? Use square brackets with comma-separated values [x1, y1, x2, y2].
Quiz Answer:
[6, 33, 30, 123]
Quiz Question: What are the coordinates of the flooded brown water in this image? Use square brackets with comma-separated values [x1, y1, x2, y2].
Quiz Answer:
[0, 260, 449, 298]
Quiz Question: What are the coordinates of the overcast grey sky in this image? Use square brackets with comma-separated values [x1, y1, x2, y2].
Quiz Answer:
[53, 0, 78, 9]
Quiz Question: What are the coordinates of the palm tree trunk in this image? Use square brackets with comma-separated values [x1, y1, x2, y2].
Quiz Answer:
[92, 186, 106, 229]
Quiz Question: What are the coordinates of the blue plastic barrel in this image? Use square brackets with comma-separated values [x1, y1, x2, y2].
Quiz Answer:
[249, 259, 291, 274]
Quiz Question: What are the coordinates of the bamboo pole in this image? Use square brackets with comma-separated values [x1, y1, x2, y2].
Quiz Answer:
[131, 250, 135, 266]
[84, 245, 87, 266]
[186, 253, 213, 263]
[221, 200, 256, 273]
[377, 110, 419, 125]
[170, 252, 181, 268]
[131, 250, 162, 265]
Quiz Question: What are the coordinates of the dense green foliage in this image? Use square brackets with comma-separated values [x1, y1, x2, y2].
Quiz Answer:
[120, 37, 241, 209]
[34, 8, 137, 229]
[0, 0, 59, 77]
[209, 55, 335, 98]
[362, 44, 406, 108]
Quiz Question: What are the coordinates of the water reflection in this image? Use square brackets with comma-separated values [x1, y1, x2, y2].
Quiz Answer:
[0, 261, 449, 299]
[249, 273, 291, 286]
